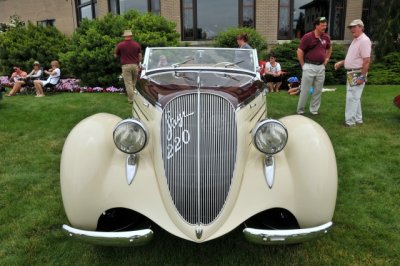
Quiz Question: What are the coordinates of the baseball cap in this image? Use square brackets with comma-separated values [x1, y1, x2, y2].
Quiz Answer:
[33, 61, 40, 65]
[348, 19, 364, 28]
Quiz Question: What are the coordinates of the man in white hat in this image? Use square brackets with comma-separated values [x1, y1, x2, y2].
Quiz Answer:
[334, 19, 371, 127]
[114, 29, 142, 103]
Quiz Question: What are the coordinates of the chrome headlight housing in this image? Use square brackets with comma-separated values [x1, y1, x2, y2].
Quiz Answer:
[252, 119, 288, 155]
[113, 118, 149, 154]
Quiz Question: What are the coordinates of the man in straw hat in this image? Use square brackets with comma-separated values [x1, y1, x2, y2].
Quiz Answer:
[114, 29, 142, 103]
[334, 19, 371, 127]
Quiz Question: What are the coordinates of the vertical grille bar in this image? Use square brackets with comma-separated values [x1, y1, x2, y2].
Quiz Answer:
[162, 93, 237, 225]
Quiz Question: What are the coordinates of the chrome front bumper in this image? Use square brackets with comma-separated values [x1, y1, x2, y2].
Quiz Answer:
[62, 224, 154, 246]
[243, 221, 333, 245]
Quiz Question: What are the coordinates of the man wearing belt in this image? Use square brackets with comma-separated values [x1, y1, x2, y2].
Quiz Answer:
[334, 19, 371, 127]
[296, 17, 332, 115]
[114, 29, 142, 103]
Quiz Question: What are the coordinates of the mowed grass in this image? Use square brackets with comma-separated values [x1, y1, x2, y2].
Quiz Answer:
[0, 86, 399, 265]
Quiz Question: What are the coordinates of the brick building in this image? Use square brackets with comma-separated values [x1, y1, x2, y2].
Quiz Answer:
[0, 0, 377, 44]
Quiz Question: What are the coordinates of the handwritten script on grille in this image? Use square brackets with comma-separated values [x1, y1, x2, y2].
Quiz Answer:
[165, 110, 195, 160]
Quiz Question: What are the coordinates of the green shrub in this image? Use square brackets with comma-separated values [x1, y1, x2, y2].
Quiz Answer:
[134, 13, 180, 47]
[59, 10, 180, 87]
[368, 52, 400, 84]
[0, 22, 68, 75]
[265, 40, 347, 85]
[213, 27, 268, 59]
[326, 42, 347, 84]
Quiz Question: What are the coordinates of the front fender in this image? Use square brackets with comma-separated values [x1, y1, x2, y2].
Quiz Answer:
[224, 115, 337, 232]
[280, 115, 337, 227]
[60, 113, 123, 230]
[60, 113, 184, 239]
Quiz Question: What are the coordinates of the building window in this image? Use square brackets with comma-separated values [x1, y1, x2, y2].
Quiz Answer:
[362, 0, 379, 37]
[37, 19, 56, 27]
[286, 0, 347, 40]
[329, 0, 346, 40]
[278, 0, 291, 39]
[296, 0, 329, 35]
[241, 0, 255, 28]
[181, 0, 255, 41]
[76, 0, 97, 23]
[182, 0, 194, 40]
[109, 0, 160, 15]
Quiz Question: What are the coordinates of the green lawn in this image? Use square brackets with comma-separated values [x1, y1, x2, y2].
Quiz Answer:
[0, 86, 399, 265]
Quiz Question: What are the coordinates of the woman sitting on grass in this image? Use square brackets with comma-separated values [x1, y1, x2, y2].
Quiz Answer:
[6, 61, 42, 96]
[33, 60, 60, 97]
[2, 66, 28, 90]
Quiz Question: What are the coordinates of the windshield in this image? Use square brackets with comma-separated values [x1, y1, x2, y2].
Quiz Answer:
[144, 47, 257, 72]
[148, 71, 254, 88]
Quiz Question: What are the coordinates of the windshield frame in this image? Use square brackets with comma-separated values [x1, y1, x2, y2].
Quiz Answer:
[142, 47, 260, 76]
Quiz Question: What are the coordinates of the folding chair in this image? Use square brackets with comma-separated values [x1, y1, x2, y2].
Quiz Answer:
[44, 78, 62, 94]
[43, 70, 62, 94]
[21, 67, 45, 95]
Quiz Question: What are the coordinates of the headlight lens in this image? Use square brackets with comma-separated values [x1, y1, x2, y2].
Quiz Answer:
[113, 119, 148, 154]
[252, 119, 288, 155]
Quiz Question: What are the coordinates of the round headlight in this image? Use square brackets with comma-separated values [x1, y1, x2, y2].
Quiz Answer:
[252, 119, 288, 155]
[113, 119, 148, 154]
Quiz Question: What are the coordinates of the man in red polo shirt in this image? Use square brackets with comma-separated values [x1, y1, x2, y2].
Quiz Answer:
[296, 17, 332, 115]
[114, 29, 142, 103]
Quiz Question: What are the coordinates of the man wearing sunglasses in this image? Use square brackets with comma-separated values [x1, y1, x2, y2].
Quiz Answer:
[296, 16, 332, 115]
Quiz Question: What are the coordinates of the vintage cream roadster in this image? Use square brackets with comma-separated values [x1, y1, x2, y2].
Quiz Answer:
[60, 47, 337, 246]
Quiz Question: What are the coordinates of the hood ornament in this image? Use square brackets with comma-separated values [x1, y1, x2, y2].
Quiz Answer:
[195, 225, 203, 239]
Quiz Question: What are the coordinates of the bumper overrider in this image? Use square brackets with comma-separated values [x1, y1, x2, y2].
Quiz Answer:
[243, 221, 333, 245]
[62, 225, 154, 246]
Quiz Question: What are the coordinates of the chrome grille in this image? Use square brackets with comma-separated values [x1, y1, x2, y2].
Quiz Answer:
[161, 92, 237, 225]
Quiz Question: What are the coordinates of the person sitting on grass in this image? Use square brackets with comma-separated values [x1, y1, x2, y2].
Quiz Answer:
[263, 54, 283, 92]
[2, 66, 28, 90]
[33, 60, 60, 97]
[287, 76, 301, 95]
[6, 61, 42, 96]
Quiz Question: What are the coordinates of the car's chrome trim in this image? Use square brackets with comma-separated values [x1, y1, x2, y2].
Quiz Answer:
[62, 224, 153, 246]
[243, 221, 333, 245]
[264, 156, 275, 188]
[161, 92, 237, 225]
[113, 118, 149, 154]
[126, 154, 138, 185]
[252, 119, 288, 155]
[145, 68, 257, 77]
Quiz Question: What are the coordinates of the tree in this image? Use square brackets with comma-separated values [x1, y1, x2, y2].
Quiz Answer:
[371, 0, 400, 59]
[60, 10, 180, 87]
[0, 21, 68, 75]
